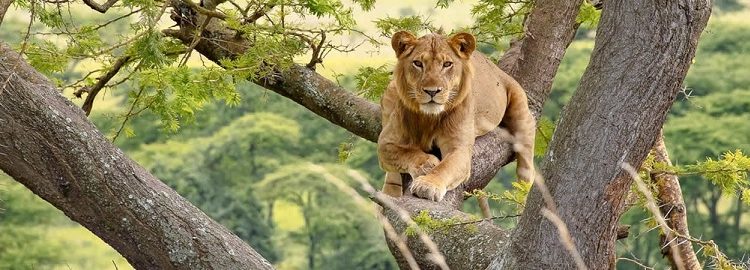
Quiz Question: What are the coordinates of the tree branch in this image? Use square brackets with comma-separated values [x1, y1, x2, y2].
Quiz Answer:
[0, 42, 273, 270]
[180, 0, 227, 19]
[650, 130, 701, 270]
[245, 4, 274, 24]
[83, 0, 119, 13]
[77, 55, 131, 115]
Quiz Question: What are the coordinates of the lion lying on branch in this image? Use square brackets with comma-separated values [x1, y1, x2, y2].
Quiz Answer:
[378, 31, 535, 202]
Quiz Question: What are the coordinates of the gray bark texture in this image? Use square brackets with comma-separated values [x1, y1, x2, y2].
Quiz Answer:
[499, 0, 711, 269]
[0, 43, 273, 270]
[376, 194, 510, 270]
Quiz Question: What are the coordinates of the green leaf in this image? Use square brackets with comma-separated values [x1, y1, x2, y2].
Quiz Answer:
[23, 41, 69, 76]
[436, 0, 454, 8]
[374, 15, 430, 37]
[352, 0, 376, 11]
[576, 1, 601, 26]
[128, 30, 180, 69]
[471, 0, 533, 45]
[534, 117, 555, 157]
[354, 64, 391, 101]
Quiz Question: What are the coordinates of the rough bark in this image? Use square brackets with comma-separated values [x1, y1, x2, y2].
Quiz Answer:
[497, 0, 584, 118]
[375, 194, 510, 270]
[0, 43, 273, 270]
[500, 0, 711, 269]
[651, 131, 701, 270]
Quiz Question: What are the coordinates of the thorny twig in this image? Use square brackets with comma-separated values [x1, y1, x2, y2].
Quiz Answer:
[111, 86, 144, 142]
[79, 55, 132, 115]
[446, 214, 521, 227]
[622, 163, 686, 270]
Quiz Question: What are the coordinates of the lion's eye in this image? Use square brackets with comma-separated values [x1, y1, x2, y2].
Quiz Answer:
[443, 61, 453, 68]
[413, 61, 423, 68]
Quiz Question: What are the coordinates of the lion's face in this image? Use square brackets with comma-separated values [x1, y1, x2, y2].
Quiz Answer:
[391, 32, 476, 115]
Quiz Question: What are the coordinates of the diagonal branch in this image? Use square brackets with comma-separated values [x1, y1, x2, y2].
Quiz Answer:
[77, 55, 131, 115]
[0, 42, 273, 269]
[373, 193, 510, 270]
[245, 4, 274, 24]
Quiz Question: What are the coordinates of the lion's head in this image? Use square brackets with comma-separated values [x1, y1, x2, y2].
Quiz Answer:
[391, 31, 476, 115]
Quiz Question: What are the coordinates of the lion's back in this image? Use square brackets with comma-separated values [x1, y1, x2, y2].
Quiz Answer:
[470, 52, 512, 136]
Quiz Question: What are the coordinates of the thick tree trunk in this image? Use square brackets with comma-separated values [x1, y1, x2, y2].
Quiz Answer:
[0, 43, 273, 270]
[650, 131, 700, 270]
[501, 0, 711, 269]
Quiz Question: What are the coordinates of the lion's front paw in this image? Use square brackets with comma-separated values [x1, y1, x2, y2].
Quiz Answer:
[408, 154, 440, 179]
[409, 175, 447, 202]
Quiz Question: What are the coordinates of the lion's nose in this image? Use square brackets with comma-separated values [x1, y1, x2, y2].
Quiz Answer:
[423, 88, 442, 97]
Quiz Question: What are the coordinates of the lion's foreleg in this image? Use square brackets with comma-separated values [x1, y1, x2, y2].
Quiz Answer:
[378, 143, 439, 178]
[382, 172, 404, 197]
[409, 148, 472, 201]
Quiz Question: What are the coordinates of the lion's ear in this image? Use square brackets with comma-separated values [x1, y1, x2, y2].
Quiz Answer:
[392, 31, 417, 57]
[449, 32, 476, 59]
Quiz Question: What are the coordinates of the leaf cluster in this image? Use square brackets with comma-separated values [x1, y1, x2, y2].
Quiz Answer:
[534, 116, 555, 157]
[465, 180, 531, 213]
[354, 64, 391, 101]
[471, 0, 533, 47]
[405, 210, 477, 236]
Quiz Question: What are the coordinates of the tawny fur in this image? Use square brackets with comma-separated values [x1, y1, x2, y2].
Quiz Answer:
[378, 31, 535, 202]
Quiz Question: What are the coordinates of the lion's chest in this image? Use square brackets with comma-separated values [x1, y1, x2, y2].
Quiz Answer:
[400, 111, 464, 153]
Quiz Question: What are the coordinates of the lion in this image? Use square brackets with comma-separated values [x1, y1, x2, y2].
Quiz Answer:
[377, 31, 536, 202]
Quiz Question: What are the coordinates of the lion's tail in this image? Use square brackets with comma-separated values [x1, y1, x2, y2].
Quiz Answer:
[503, 78, 536, 182]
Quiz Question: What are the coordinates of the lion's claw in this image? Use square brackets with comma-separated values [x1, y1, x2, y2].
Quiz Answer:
[408, 154, 440, 179]
[409, 175, 447, 202]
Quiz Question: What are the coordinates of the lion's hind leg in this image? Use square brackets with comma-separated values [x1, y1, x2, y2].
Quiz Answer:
[504, 82, 536, 182]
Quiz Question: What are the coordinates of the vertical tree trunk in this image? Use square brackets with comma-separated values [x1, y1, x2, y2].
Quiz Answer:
[501, 0, 711, 269]
[497, 0, 584, 117]
[651, 131, 700, 270]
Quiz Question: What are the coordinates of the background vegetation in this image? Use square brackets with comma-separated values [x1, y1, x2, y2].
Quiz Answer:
[0, 0, 748, 269]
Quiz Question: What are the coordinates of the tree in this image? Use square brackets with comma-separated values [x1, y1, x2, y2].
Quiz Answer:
[0, 0, 715, 269]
